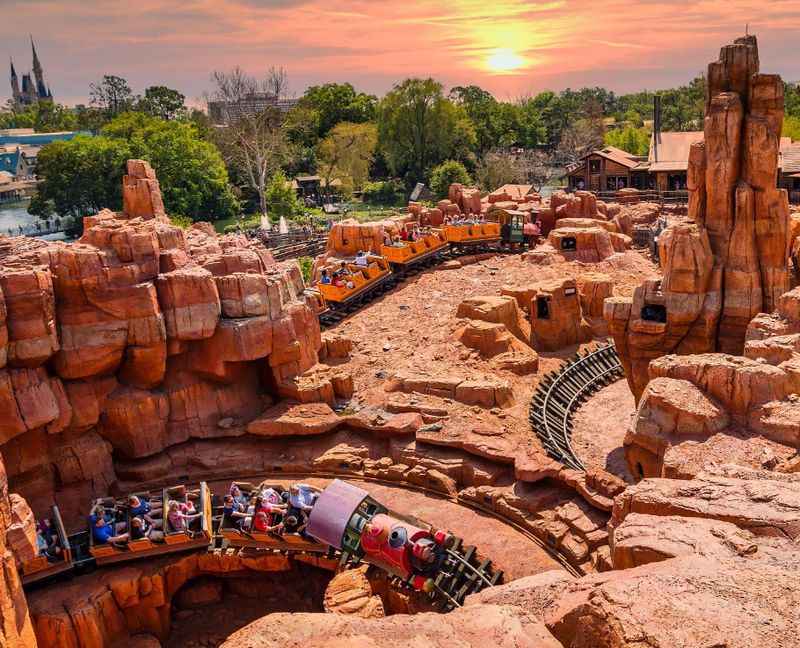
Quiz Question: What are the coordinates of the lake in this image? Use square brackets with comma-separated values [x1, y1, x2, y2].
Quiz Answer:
[0, 201, 34, 235]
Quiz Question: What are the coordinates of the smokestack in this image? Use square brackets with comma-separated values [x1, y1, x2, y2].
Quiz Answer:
[653, 95, 662, 161]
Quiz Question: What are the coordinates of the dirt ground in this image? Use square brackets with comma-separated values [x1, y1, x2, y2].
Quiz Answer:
[571, 380, 636, 482]
[331, 249, 657, 457]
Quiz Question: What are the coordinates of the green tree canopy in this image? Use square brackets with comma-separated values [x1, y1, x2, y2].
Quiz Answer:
[429, 160, 471, 198]
[377, 78, 476, 185]
[90, 75, 135, 119]
[0, 101, 79, 132]
[604, 125, 650, 155]
[316, 122, 378, 195]
[296, 83, 377, 141]
[34, 112, 238, 222]
[137, 86, 187, 120]
[264, 169, 301, 221]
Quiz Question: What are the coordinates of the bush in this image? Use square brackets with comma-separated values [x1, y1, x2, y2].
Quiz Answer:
[362, 179, 405, 205]
[429, 160, 471, 198]
[298, 256, 314, 284]
[170, 214, 193, 229]
[265, 170, 301, 222]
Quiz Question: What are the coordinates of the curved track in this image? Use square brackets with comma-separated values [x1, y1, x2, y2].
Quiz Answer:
[529, 343, 624, 471]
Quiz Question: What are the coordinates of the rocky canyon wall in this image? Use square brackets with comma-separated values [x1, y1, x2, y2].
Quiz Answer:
[606, 35, 791, 399]
[0, 160, 323, 529]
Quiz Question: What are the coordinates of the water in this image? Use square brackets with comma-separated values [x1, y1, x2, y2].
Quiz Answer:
[0, 200, 33, 235]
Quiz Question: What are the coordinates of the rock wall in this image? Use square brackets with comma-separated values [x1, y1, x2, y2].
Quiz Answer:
[0, 161, 323, 527]
[606, 35, 791, 399]
[0, 453, 37, 647]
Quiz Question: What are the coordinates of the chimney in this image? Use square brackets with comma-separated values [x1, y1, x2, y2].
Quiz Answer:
[653, 95, 662, 161]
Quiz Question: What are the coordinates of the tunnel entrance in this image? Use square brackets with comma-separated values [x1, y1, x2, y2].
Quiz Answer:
[640, 304, 667, 323]
[165, 564, 332, 648]
[536, 296, 551, 320]
[560, 237, 577, 251]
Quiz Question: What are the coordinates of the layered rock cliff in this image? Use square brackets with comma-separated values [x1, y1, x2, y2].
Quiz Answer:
[0, 161, 323, 527]
[606, 35, 791, 399]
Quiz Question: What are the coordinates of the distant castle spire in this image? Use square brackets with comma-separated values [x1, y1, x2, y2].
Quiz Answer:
[30, 35, 47, 99]
[9, 37, 52, 107]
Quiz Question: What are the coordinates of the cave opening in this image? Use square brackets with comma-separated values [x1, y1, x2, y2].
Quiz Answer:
[164, 563, 332, 648]
[640, 304, 667, 323]
[536, 296, 550, 320]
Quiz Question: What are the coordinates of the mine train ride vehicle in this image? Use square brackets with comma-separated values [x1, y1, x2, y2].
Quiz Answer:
[21, 480, 502, 610]
[310, 217, 527, 324]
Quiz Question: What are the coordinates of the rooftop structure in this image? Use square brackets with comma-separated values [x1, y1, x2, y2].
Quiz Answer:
[207, 92, 299, 125]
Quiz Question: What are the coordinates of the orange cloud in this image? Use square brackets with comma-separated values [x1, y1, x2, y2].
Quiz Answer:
[2, 0, 799, 104]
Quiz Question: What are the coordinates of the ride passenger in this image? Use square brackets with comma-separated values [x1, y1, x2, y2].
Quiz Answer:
[90, 505, 128, 545]
[128, 495, 162, 527]
[320, 269, 332, 284]
[131, 516, 164, 542]
[354, 250, 369, 267]
[167, 500, 201, 533]
[229, 484, 249, 509]
[288, 483, 321, 513]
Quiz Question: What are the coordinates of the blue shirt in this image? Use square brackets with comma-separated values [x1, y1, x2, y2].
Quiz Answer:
[90, 515, 113, 544]
[130, 501, 151, 517]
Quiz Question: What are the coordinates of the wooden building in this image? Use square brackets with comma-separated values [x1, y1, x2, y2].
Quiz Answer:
[565, 146, 649, 191]
[566, 133, 800, 202]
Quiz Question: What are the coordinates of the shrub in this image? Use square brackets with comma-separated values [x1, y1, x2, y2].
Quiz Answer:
[429, 160, 471, 198]
[362, 179, 405, 205]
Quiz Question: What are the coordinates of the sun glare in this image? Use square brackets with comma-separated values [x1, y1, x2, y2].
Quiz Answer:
[486, 48, 525, 73]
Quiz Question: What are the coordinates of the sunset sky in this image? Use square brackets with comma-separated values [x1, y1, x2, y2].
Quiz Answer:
[3, 0, 800, 106]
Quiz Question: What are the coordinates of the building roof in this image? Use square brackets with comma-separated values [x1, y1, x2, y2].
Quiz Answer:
[490, 184, 534, 200]
[779, 140, 800, 175]
[648, 131, 704, 173]
[565, 146, 641, 175]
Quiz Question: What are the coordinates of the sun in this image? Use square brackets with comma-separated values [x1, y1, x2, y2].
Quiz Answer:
[486, 48, 525, 73]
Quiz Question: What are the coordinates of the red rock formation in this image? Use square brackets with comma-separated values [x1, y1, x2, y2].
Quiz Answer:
[607, 36, 791, 399]
[0, 161, 324, 523]
[0, 453, 37, 647]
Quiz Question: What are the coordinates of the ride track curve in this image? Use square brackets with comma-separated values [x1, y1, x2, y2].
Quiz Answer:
[529, 342, 625, 471]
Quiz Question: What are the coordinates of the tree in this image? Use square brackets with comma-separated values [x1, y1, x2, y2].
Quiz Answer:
[556, 117, 604, 166]
[137, 86, 186, 120]
[90, 75, 135, 118]
[429, 160, 471, 198]
[604, 125, 650, 155]
[316, 122, 378, 198]
[102, 112, 238, 220]
[475, 151, 520, 191]
[784, 115, 800, 142]
[377, 78, 476, 184]
[210, 67, 293, 217]
[264, 170, 300, 221]
[32, 135, 131, 218]
[0, 101, 78, 132]
[33, 113, 238, 221]
[298, 83, 377, 140]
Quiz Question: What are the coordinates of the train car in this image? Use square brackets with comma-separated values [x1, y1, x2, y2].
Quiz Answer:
[307, 479, 502, 609]
[20, 506, 74, 586]
[380, 229, 448, 270]
[442, 221, 501, 248]
[89, 483, 211, 566]
[316, 255, 393, 307]
[216, 481, 324, 553]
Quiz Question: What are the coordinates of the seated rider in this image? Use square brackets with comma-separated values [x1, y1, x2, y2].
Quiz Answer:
[252, 510, 282, 534]
[167, 500, 202, 533]
[354, 250, 369, 267]
[131, 516, 164, 542]
[288, 483, 321, 513]
[90, 505, 128, 545]
[320, 268, 332, 284]
[129, 495, 162, 528]
[229, 484, 250, 510]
